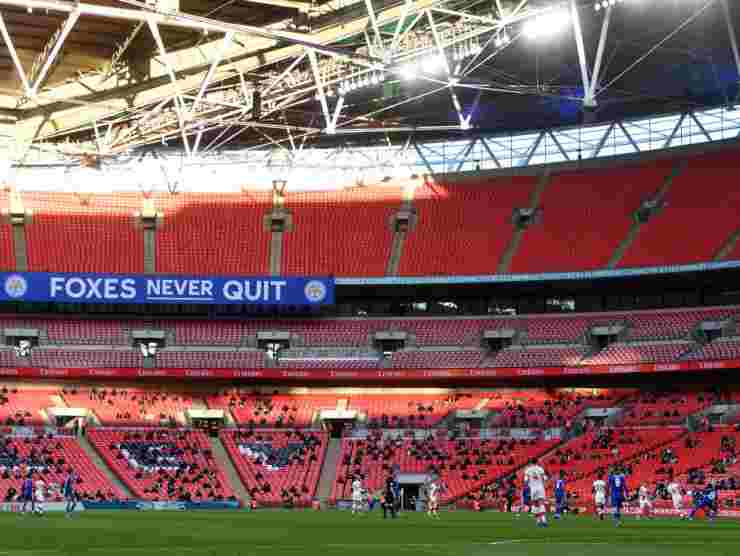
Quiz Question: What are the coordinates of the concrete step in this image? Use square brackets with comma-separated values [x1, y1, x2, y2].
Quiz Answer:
[317, 437, 342, 504]
[608, 160, 686, 269]
[78, 434, 134, 499]
[209, 435, 250, 506]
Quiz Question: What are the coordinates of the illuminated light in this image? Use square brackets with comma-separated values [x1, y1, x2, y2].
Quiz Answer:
[400, 63, 417, 79]
[522, 10, 570, 40]
[422, 54, 445, 73]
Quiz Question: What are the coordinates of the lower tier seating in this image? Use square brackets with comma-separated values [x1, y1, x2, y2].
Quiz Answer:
[0, 433, 124, 503]
[332, 432, 557, 504]
[87, 429, 237, 503]
[221, 429, 327, 506]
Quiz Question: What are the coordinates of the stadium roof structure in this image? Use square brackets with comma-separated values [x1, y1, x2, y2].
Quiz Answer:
[0, 0, 739, 183]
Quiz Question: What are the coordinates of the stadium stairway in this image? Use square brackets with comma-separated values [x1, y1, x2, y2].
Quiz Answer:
[317, 437, 342, 506]
[497, 170, 550, 274]
[78, 434, 134, 498]
[714, 228, 740, 261]
[607, 159, 686, 269]
[209, 435, 251, 505]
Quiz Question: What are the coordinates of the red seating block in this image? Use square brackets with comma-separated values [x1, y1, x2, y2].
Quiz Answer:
[155, 192, 271, 275]
[620, 151, 740, 268]
[220, 429, 327, 506]
[88, 428, 236, 502]
[400, 177, 534, 276]
[510, 162, 672, 273]
[282, 187, 401, 277]
[24, 192, 144, 273]
[0, 434, 124, 502]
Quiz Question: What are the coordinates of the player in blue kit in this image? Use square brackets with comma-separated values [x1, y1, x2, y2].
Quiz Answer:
[608, 468, 628, 526]
[688, 483, 718, 521]
[20, 473, 34, 515]
[62, 471, 78, 518]
[517, 483, 531, 517]
[554, 471, 567, 519]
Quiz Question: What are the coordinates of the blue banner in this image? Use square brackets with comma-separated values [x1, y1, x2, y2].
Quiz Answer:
[0, 272, 334, 306]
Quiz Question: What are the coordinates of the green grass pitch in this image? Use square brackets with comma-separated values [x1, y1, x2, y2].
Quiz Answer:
[0, 510, 738, 556]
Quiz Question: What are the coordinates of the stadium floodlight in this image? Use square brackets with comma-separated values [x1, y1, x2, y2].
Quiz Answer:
[400, 63, 417, 79]
[421, 54, 445, 73]
[522, 10, 571, 40]
[594, 0, 623, 10]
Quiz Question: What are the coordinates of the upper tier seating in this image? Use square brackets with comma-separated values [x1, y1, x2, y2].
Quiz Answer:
[155, 192, 272, 275]
[683, 338, 740, 361]
[61, 388, 194, 426]
[28, 348, 142, 368]
[349, 393, 482, 428]
[399, 177, 535, 276]
[24, 192, 144, 273]
[620, 151, 740, 268]
[390, 350, 484, 369]
[0, 387, 58, 426]
[332, 432, 557, 503]
[486, 390, 621, 428]
[283, 187, 402, 277]
[619, 390, 718, 426]
[40, 320, 128, 345]
[207, 392, 341, 427]
[88, 428, 237, 502]
[483, 346, 586, 368]
[0, 190, 14, 271]
[0, 433, 124, 503]
[583, 341, 695, 365]
[510, 161, 673, 273]
[221, 429, 327, 506]
[154, 350, 265, 369]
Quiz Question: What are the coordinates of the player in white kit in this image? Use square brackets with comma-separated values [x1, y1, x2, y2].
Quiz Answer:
[351, 477, 364, 515]
[523, 460, 548, 527]
[592, 475, 607, 520]
[34, 479, 47, 516]
[638, 484, 653, 519]
[426, 480, 440, 518]
[667, 481, 685, 518]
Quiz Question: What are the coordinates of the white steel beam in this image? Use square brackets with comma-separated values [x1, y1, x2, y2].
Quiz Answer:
[591, 121, 615, 157]
[721, 0, 740, 83]
[390, 0, 413, 54]
[307, 48, 333, 133]
[413, 140, 434, 174]
[688, 111, 712, 142]
[0, 13, 31, 96]
[663, 113, 687, 148]
[548, 130, 569, 160]
[329, 95, 345, 134]
[147, 18, 191, 156]
[569, 0, 591, 106]
[586, 4, 612, 105]
[616, 122, 639, 152]
[522, 130, 544, 166]
[427, 9, 465, 128]
[30, 9, 80, 95]
[364, 0, 385, 56]
[479, 137, 501, 168]
[191, 32, 234, 114]
[262, 53, 307, 97]
[455, 137, 477, 172]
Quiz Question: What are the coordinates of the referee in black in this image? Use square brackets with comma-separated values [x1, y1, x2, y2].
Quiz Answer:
[382, 473, 398, 519]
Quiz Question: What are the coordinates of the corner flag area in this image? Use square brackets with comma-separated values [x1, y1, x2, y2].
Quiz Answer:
[0, 511, 738, 556]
